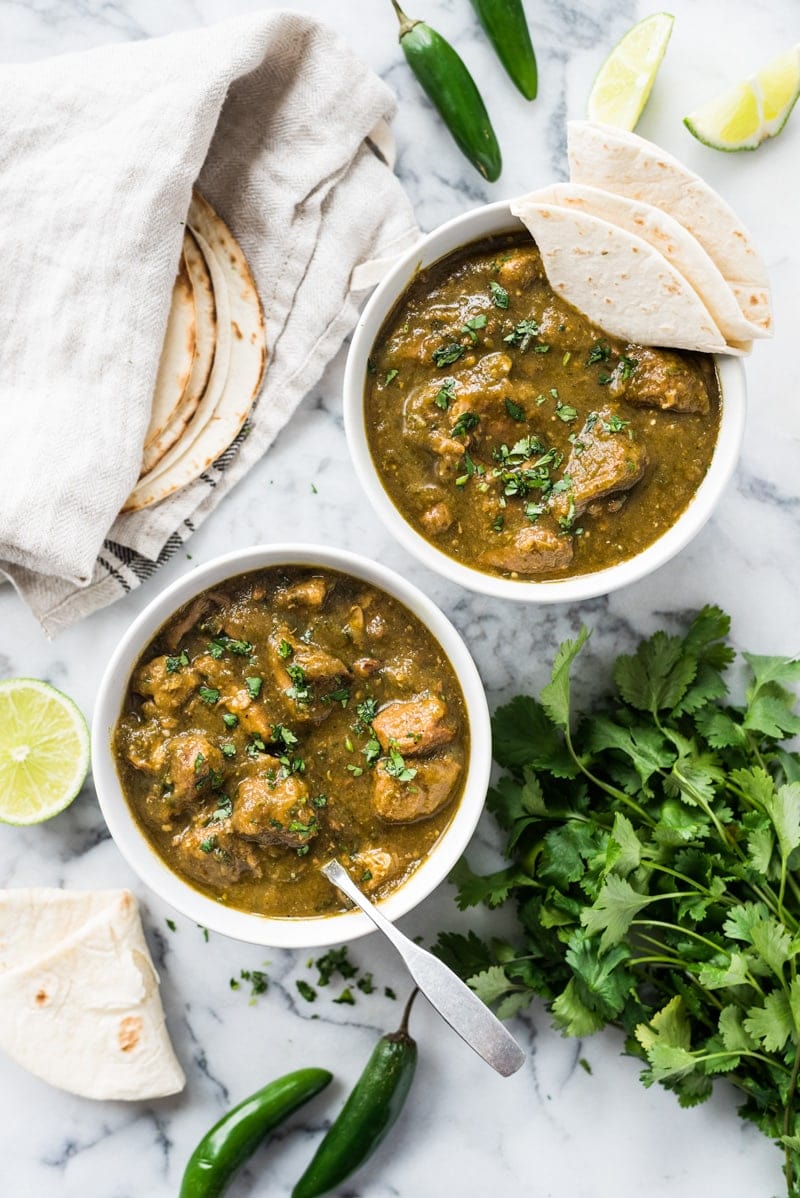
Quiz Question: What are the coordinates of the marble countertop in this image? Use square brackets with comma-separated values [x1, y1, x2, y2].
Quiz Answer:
[2, 0, 799, 1195]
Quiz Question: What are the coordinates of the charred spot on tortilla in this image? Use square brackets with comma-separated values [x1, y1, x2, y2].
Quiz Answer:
[118, 1015, 143, 1053]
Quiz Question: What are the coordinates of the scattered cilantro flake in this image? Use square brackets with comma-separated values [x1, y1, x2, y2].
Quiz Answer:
[384, 987, 397, 1000]
[278, 639, 293, 659]
[165, 918, 177, 932]
[384, 368, 399, 385]
[333, 987, 356, 1006]
[246, 676, 263, 699]
[504, 397, 526, 422]
[198, 686, 220, 705]
[221, 743, 236, 759]
[556, 403, 579, 423]
[166, 651, 189, 673]
[357, 973, 375, 994]
[296, 980, 317, 1002]
[222, 712, 239, 729]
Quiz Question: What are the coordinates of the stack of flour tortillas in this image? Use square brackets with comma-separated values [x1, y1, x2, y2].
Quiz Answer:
[0, 888, 184, 1100]
[511, 121, 772, 355]
[124, 191, 267, 512]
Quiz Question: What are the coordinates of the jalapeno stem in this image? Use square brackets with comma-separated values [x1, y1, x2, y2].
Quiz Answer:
[390, 0, 417, 38]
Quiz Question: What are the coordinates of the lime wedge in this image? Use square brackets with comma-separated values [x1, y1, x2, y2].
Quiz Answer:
[684, 45, 800, 150]
[0, 678, 90, 825]
[587, 12, 674, 130]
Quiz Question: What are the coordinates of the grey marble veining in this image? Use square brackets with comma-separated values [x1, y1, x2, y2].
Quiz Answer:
[1, 0, 798, 1195]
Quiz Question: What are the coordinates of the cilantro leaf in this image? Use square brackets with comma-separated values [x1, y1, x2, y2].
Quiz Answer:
[614, 631, 697, 715]
[540, 626, 590, 730]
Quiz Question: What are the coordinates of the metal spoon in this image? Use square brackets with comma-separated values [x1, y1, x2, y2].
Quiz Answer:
[322, 858, 525, 1077]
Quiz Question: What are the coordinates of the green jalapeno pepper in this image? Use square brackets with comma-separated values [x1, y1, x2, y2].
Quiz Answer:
[391, 1, 502, 182]
[471, 0, 538, 100]
[291, 991, 419, 1198]
[180, 1067, 333, 1198]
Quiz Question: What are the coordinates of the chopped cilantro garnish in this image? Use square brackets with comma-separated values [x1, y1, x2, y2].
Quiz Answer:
[619, 355, 638, 381]
[323, 686, 351, 707]
[586, 341, 611, 366]
[245, 677, 263, 699]
[597, 373, 613, 386]
[433, 342, 466, 368]
[556, 403, 579, 423]
[221, 743, 236, 759]
[434, 377, 457, 410]
[491, 514, 505, 533]
[278, 639, 293, 659]
[165, 918, 177, 932]
[357, 973, 375, 993]
[296, 980, 317, 1002]
[504, 397, 526, 422]
[198, 686, 220, 705]
[383, 744, 417, 783]
[199, 836, 218, 854]
[312, 794, 329, 808]
[166, 651, 189, 674]
[451, 411, 480, 437]
[503, 319, 540, 351]
[222, 712, 239, 729]
[489, 280, 509, 308]
[461, 314, 488, 343]
[333, 987, 356, 1005]
[285, 664, 312, 706]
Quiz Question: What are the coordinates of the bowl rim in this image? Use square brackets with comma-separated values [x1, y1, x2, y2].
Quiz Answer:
[343, 199, 747, 603]
[90, 544, 491, 948]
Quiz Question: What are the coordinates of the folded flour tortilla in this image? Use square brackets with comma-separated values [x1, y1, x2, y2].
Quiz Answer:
[124, 191, 266, 512]
[141, 230, 217, 477]
[567, 121, 772, 334]
[520, 182, 767, 345]
[0, 888, 185, 1100]
[508, 198, 751, 354]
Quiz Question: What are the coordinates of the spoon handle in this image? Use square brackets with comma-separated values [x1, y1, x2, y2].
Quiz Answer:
[323, 859, 525, 1077]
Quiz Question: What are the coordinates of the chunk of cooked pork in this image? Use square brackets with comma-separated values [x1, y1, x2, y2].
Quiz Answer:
[372, 697, 455, 757]
[373, 755, 462, 823]
[231, 773, 318, 849]
[610, 346, 710, 414]
[171, 821, 260, 887]
[551, 409, 647, 520]
[133, 655, 200, 713]
[480, 522, 573, 574]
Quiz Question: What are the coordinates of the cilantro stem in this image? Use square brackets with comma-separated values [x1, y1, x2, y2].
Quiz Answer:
[784, 1039, 800, 1194]
[564, 724, 654, 825]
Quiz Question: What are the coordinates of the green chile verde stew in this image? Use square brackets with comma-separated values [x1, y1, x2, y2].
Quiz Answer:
[364, 234, 721, 579]
[113, 568, 468, 918]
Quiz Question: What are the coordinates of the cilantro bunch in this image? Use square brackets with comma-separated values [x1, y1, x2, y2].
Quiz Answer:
[436, 608, 800, 1196]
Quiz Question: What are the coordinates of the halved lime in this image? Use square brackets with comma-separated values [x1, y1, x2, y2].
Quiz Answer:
[684, 45, 800, 150]
[587, 12, 674, 130]
[0, 678, 90, 825]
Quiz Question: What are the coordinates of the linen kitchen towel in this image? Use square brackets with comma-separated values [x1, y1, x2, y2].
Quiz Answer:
[0, 12, 418, 636]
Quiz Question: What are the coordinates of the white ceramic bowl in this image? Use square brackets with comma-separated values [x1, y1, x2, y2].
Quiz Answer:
[344, 200, 747, 602]
[91, 544, 491, 948]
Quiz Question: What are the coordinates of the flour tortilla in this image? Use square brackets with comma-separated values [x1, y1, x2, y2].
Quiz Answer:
[0, 889, 185, 1100]
[521, 182, 767, 345]
[124, 192, 266, 512]
[142, 252, 196, 455]
[141, 230, 217, 477]
[567, 121, 772, 333]
[509, 199, 748, 354]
